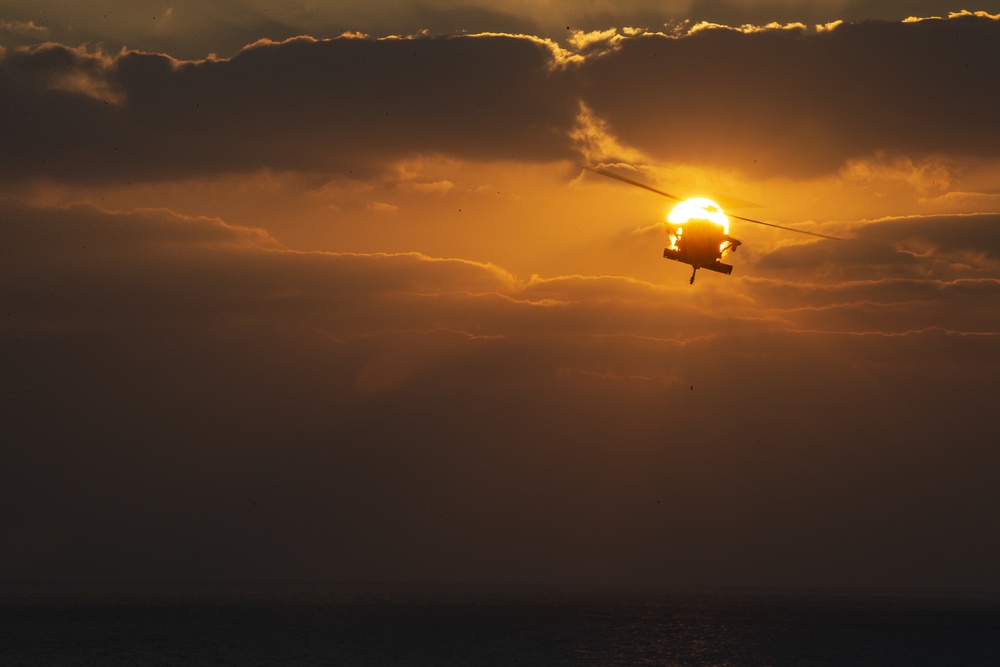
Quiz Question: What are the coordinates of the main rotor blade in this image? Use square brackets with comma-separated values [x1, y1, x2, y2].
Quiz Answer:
[583, 166, 683, 203]
[585, 165, 842, 240]
[727, 213, 843, 240]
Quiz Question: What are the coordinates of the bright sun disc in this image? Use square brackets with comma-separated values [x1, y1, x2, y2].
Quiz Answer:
[667, 197, 729, 233]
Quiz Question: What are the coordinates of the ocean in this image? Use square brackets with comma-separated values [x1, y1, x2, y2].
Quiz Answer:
[2, 585, 997, 666]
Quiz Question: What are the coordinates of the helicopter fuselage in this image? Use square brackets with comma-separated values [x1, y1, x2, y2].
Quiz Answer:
[663, 219, 742, 284]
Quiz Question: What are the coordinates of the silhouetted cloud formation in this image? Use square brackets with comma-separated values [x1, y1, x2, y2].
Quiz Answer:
[576, 15, 1000, 175]
[3, 15, 1000, 184]
[9, 1, 1000, 58]
[1, 35, 578, 183]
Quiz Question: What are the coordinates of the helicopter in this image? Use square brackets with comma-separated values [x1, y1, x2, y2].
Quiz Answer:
[584, 166, 841, 284]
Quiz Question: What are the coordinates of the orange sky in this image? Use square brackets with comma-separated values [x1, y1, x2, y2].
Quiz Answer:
[3, 7, 1000, 589]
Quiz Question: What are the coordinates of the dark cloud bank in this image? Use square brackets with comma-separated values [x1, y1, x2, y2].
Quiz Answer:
[2, 14, 1000, 183]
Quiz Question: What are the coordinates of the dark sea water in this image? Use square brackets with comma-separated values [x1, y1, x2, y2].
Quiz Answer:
[2, 585, 998, 666]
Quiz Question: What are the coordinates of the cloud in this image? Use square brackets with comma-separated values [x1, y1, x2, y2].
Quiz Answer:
[4, 198, 1000, 587]
[13, 198, 993, 349]
[1, 200, 276, 250]
[857, 213, 1000, 262]
[7, 197, 998, 380]
[573, 14, 1000, 176]
[5, 14, 1000, 188]
[753, 213, 1000, 281]
[365, 201, 401, 213]
[0, 199, 521, 332]
[0, 18, 47, 46]
[0, 34, 579, 184]
[0, 1, 886, 59]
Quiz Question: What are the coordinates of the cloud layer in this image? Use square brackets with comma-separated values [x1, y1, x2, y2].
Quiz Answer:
[8, 1, 1000, 58]
[3, 14, 1000, 185]
[578, 15, 1000, 174]
[4, 197, 1000, 588]
[3, 12, 1000, 589]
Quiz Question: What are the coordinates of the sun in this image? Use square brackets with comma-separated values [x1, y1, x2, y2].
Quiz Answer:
[665, 197, 730, 255]
[667, 197, 729, 233]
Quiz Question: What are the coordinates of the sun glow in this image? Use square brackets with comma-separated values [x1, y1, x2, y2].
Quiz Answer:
[666, 198, 729, 252]
[667, 198, 729, 232]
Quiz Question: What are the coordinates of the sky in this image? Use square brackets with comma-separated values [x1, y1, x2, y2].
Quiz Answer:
[3, 1, 1000, 591]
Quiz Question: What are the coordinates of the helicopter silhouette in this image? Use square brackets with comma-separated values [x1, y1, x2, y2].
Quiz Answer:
[584, 166, 841, 284]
